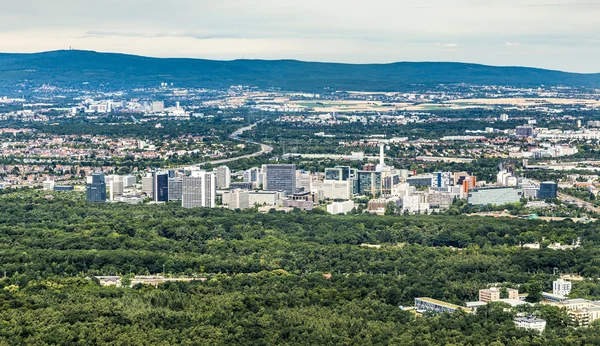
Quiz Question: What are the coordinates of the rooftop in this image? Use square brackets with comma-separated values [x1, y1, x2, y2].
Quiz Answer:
[415, 297, 473, 312]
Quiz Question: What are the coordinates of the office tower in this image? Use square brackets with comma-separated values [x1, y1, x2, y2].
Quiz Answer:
[86, 172, 106, 202]
[142, 174, 154, 196]
[243, 167, 260, 184]
[296, 171, 312, 193]
[357, 171, 382, 196]
[432, 172, 452, 188]
[516, 125, 534, 138]
[182, 171, 215, 208]
[325, 166, 352, 181]
[215, 166, 231, 189]
[109, 179, 124, 201]
[151, 101, 164, 113]
[168, 177, 183, 201]
[153, 171, 169, 202]
[122, 175, 136, 188]
[538, 182, 558, 200]
[264, 164, 296, 195]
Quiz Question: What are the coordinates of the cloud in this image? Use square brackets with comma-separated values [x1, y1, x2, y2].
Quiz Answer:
[438, 43, 459, 48]
[0, 0, 599, 72]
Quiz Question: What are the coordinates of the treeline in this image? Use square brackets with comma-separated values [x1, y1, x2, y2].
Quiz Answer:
[2, 191, 600, 344]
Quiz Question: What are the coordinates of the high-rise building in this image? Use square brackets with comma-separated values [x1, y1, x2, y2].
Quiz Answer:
[243, 167, 260, 184]
[142, 174, 153, 196]
[182, 171, 215, 208]
[406, 174, 434, 188]
[319, 180, 353, 200]
[432, 171, 452, 188]
[265, 164, 296, 195]
[516, 125, 534, 138]
[538, 182, 558, 200]
[151, 101, 165, 113]
[357, 171, 382, 196]
[153, 171, 169, 202]
[215, 166, 231, 189]
[86, 172, 106, 202]
[325, 166, 352, 181]
[168, 177, 183, 201]
[122, 175, 136, 188]
[109, 179, 124, 201]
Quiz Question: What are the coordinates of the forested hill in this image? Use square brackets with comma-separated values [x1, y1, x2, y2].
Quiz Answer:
[1, 50, 599, 92]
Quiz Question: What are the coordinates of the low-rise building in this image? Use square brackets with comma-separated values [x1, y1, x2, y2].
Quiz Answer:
[514, 316, 546, 333]
[327, 201, 355, 215]
[414, 297, 472, 314]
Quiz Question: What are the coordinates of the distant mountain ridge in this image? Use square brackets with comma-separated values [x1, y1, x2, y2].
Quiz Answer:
[0, 50, 599, 92]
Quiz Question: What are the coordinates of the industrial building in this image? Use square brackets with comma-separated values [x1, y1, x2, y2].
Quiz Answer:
[468, 187, 523, 206]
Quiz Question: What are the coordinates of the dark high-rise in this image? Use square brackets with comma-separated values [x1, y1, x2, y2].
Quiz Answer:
[265, 164, 296, 196]
[86, 172, 106, 202]
[357, 171, 382, 196]
[538, 182, 558, 200]
[154, 171, 169, 202]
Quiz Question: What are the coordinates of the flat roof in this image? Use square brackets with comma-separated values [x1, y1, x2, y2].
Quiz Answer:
[415, 297, 472, 312]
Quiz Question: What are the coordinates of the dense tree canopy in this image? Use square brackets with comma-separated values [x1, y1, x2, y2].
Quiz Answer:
[2, 190, 600, 344]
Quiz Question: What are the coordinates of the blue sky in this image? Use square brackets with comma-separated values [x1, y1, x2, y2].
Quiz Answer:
[1, 0, 599, 72]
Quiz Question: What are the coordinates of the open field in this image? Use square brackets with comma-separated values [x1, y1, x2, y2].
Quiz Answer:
[447, 98, 600, 107]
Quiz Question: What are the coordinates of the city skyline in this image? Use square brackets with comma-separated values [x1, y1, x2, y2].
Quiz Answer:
[1, 0, 600, 72]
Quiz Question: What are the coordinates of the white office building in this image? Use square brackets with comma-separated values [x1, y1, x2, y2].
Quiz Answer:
[215, 166, 231, 189]
[142, 174, 154, 196]
[182, 171, 215, 208]
[327, 201, 355, 215]
[319, 180, 353, 200]
[122, 175, 137, 188]
[553, 279, 572, 297]
[109, 180, 124, 201]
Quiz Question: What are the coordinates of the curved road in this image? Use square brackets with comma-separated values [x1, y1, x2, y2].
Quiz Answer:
[183, 120, 273, 168]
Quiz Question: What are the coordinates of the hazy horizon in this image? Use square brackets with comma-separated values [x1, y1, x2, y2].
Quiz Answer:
[2, 0, 600, 73]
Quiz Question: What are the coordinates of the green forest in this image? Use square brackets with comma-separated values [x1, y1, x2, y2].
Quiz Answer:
[2, 190, 600, 344]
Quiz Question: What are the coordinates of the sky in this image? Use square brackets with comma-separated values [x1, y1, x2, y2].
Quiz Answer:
[1, 0, 599, 72]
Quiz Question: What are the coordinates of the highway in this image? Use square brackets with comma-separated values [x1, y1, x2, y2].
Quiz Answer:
[181, 120, 273, 168]
[557, 192, 600, 214]
[529, 178, 600, 215]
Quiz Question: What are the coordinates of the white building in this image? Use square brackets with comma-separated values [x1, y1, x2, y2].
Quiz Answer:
[151, 101, 165, 113]
[43, 179, 55, 191]
[248, 191, 284, 207]
[122, 175, 136, 188]
[319, 180, 353, 200]
[215, 166, 231, 189]
[142, 174, 154, 196]
[514, 316, 546, 333]
[327, 201, 355, 215]
[222, 190, 284, 210]
[182, 171, 215, 208]
[553, 279, 572, 297]
[109, 180, 124, 201]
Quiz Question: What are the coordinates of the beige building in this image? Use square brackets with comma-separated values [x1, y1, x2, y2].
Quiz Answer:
[479, 287, 519, 302]
[551, 299, 600, 327]
[479, 288, 501, 302]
